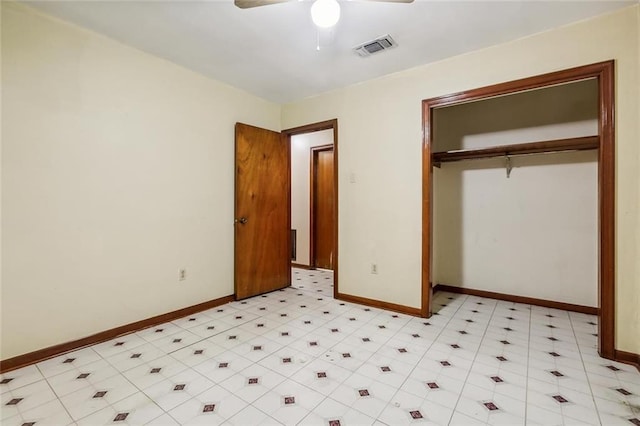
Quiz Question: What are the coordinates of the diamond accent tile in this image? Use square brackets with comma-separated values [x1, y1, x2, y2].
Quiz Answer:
[172, 338, 182, 343]
[440, 361, 451, 367]
[362, 338, 371, 342]
[114, 342, 124, 346]
[628, 419, 640, 426]
[329, 420, 341, 426]
[359, 389, 370, 397]
[284, 396, 295, 405]
[63, 358, 75, 364]
[549, 352, 561, 357]
[131, 353, 141, 359]
[398, 348, 407, 353]
[427, 382, 439, 389]
[114, 413, 129, 422]
[550, 370, 564, 377]
[77, 373, 91, 379]
[219, 363, 228, 368]
[496, 356, 507, 362]
[552, 395, 569, 403]
[203, 404, 216, 413]
[606, 365, 621, 371]
[194, 350, 204, 355]
[483, 402, 499, 411]
[491, 376, 504, 383]
[381, 366, 391, 372]
[410, 410, 423, 419]
[342, 353, 351, 358]
[248, 378, 259, 385]
[6, 398, 23, 405]
[282, 357, 292, 364]
[150, 368, 162, 374]
[1, 378, 14, 384]
[174, 384, 186, 391]
[616, 388, 632, 396]
[93, 391, 108, 398]
[317, 372, 327, 378]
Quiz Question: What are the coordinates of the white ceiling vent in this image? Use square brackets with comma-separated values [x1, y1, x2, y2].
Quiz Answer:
[353, 34, 397, 57]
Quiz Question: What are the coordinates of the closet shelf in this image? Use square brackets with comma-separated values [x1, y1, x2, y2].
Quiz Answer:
[432, 136, 599, 165]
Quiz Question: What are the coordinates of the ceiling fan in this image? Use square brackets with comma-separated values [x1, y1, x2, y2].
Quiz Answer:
[234, 0, 414, 28]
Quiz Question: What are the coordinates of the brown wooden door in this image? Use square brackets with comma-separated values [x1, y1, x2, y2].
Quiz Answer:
[312, 147, 335, 270]
[235, 123, 290, 299]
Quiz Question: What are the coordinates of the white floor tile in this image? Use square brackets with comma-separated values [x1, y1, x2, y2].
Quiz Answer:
[5, 268, 639, 426]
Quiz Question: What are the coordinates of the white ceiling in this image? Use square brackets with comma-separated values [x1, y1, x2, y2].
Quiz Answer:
[26, 0, 635, 104]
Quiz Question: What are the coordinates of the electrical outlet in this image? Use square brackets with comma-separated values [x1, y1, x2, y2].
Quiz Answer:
[371, 264, 378, 274]
[179, 268, 187, 281]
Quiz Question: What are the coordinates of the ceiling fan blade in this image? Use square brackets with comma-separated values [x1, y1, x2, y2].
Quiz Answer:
[234, 0, 293, 9]
[362, 0, 414, 3]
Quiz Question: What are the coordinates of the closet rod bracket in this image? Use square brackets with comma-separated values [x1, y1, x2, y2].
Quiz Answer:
[505, 155, 512, 178]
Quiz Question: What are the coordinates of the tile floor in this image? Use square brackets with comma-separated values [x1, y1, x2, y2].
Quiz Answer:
[2, 268, 639, 425]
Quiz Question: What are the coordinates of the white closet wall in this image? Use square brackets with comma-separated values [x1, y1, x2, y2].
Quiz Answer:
[432, 80, 598, 307]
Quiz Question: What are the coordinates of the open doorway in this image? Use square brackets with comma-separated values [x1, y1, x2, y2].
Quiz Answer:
[284, 120, 338, 296]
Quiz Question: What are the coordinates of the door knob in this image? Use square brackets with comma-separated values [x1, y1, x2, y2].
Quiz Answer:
[235, 217, 248, 225]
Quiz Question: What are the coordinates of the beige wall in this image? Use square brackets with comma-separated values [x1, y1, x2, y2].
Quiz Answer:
[433, 80, 598, 307]
[291, 130, 334, 266]
[282, 5, 640, 353]
[1, 3, 280, 359]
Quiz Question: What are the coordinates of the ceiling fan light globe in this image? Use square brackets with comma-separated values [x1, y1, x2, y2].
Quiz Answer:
[311, 0, 341, 28]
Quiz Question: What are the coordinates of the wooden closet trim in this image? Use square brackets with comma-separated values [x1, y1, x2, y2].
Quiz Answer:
[422, 61, 616, 359]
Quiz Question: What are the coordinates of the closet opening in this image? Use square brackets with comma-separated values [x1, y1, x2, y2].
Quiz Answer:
[422, 61, 615, 359]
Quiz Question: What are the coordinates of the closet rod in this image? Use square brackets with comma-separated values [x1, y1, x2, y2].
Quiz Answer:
[432, 135, 599, 166]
